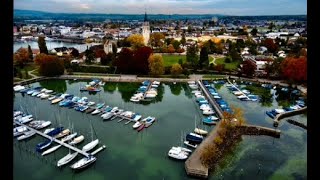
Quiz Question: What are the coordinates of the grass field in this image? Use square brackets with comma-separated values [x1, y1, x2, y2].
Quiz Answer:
[162, 54, 213, 67]
[215, 57, 240, 71]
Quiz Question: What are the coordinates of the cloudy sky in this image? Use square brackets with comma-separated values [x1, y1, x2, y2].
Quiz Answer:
[14, 0, 307, 15]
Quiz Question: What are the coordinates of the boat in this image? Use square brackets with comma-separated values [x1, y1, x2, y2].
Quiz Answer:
[168, 147, 188, 160]
[202, 109, 215, 115]
[52, 98, 63, 104]
[87, 101, 95, 106]
[233, 91, 243, 96]
[142, 116, 156, 128]
[61, 132, 78, 142]
[70, 155, 97, 170]
[102, 112, 114, 120]
[91, 109, 101, 115]
[82, 139, 99, 152]
[130, 96, 142, 102]
[45, 89, 53, 94]
[43, 128, 55, 134]
[35, 121, 52, 130]
[186, 133, 203, 144]
[194, 128, 208, 135]
[14, 111, 24, 117]
[14, 85, 25, 92]
[132, 114, 142, 121]
[36, 92, 45, 98]
[184, 141, 198, 148]
[57, 152, 79, 167]
[41, 145, 62, 156]
[17, 116, 33, 124]
[47, 127, 64, 137]
[137, 123, 145, 132]
[36, 139, 53, 152]
[95, 103, 105, 109]
[79, 105, 89, 112]
[202, 116, 219, 125]
[85, 107, 95, 114]
[69, 135, 84, 145]
[17, 130, 36, 141]
[132, 121, 143, 129]
[13, 126, 28, 137]
[171, 146, 192, 153]
[55, 129, 70, 139]
[40, 94, 50, 99]
[31, 91, 41, 97]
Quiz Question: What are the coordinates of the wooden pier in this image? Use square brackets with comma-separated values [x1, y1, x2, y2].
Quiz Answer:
[14, 121, 91, 158]
[273, 106, 307, 126]
[142, 81, 153, 100]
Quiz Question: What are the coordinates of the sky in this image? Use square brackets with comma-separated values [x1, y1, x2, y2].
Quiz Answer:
[14, 0, 307, 15]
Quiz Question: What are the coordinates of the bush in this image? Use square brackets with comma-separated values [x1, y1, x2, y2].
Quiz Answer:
[225, 57, 232, 63]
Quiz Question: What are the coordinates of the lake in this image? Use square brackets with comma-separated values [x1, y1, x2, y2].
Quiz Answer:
[13, 80, 307, 180]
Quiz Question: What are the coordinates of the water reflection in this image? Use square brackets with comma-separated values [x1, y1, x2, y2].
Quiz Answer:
[168, 83, 182, 96]
[39, 79, 67, 93]
[117, 82, 141, 102]
[103, 82, 117, 93]
[182, 83, 193, 99]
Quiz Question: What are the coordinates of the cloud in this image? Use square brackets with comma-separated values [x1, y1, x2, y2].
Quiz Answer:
[14, 0, 307, 15]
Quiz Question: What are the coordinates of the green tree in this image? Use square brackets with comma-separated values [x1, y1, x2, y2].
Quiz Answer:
[171, 40, 181, 50]
[251, 28, 258, 36]
[27, 45, 33, 61]
[148, 54, 165, 76]
[199, 47, 209, 68]
[112, 43, 118, 54]
[186, 44, 199, 69]
[225, 57, 232, 63]
[180, 33, 186, 46]
[170, 63, 183, 76]
[85, 49, 95, 64]
[38, 36, 48, 54]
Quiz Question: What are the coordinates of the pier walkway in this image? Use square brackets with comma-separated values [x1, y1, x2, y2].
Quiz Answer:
[197, 80, 223, 119]
[273, 106, 307, 125]
[226, 78, 251, 101]
[14, 121, 91, 158]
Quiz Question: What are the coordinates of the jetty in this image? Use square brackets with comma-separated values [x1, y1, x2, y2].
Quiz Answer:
[226, 78, 251, 101]
[14, 121, 91, 158]
[142, 81, 153, 100]
[273, 106, 307, 126]
[286, 119, 307, 130]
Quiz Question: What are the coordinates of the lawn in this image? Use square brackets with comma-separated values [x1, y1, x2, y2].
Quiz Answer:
[215, 57, 240, 71]
[162, 54, 213, 67]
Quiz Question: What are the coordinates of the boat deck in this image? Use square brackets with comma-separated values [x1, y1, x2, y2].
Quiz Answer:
[142, 81, 153, 99]
[14, 121, 91, 158]
[226, 78, 252, 101]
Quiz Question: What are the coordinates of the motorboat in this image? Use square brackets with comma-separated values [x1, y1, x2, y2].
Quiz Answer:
[85, 108, 95, 114]
[132, 114, 142, 121]
[237, 95, 248, 100]
[37, 92, 45, 98]
[17, 130, 36, 141]
[171, 146, 192, 153]
[130, 96, 142, 102]
[202, 116, 219, 125]
[95, 103, 105, 109]
[40, 94, 50, 99]
[43, 128, 55, 134]
[87, 101, 95, 106]
[203, 109, 215, 115]
[14, 85, 25, 92]
[132, 121, 143, 129]
[13, 126, 28, 137]
[41, 144, 62, 156]
[79, 105, 89, 112]
[233, 91, 243, 96]
[168, 147, 188, 160]
[91, 109, 101, 115]
[52, 97, 63, 104]
[61, 132, 78, 142]
[57, 152, 78, 167]
[47, 127, 64, 137]
[186, 133, 203, 144]
[69, 135, 84, 145]
[142, 116, 156, 128]
[194, 128, 208, 135]
[29, 120, 49, 129]
[102, 112, 114, 120]
[36, 139, 53, 152]
[31, 91, 41, 97]
[82, 139, 99, 152]
[137, 123, 145, 132]
[70, 155, 97, 170]
[16, 116, 33, 124]
[35, 121, 52, 130]
[14, 111, 24, 117]
[184, 141, 198, 148]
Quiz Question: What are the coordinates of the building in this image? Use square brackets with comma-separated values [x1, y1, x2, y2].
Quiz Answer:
[142, 12, 150, 46]
[104, 40, 114, 54]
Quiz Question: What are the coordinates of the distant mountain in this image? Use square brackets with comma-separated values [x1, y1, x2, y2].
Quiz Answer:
[14, 9, 306, 22]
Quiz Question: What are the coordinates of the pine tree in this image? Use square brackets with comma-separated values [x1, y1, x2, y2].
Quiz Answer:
[27, 45, 33, 61]
[38, 36, 48, 54]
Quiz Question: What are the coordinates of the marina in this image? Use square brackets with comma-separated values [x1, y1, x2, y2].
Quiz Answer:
[14, 80, 307, 180]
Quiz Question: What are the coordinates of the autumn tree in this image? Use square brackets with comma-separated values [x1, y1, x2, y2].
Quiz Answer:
[170, 63, 183, 76]
[27, 45, 33, 61]
[180, 33, 186, 46]
[167, 44, 175, 53]
[132, 46, 153, 74]
[148, 54, 164, 76]
[199, 47, 209, 68]
[264, 57, 283, 78]
[38, 36, 48, 54]
[281, 56, 307, 82]
[150, 32, 165, 48]
[171, 40, 181, 50]
[114, 48, 134, 73]
[14, 48, 29, 68]
[241, 60, 256, 77]
[84, 49, 95, 64]
[127, 34, 145, 50]
[261, 38, 279, 54]
[34, 53, 64, 76]
[186, 44, 199, 69]
[71, 48, 79, 57]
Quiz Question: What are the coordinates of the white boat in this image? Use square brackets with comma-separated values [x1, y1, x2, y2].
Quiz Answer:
[203, 109, 215, 115]
[132, 121, 143, 129]
[13, 126, 28, 137]
[69, 135, 84, 145]
[152, 81, 160, 85]
[145, 93, 156, 98]
[237, 95, 248, 99]
[40, 94, 50, 99]
[17, 116, 33, 124]
[192, 90, 201, 94]
[37, 92, 45, 97]
[43, 128, 55, 134]
[233, 91, 243, 96]
[275, 109, 285, 114]
[52, 98, 63, 104]
[87, 102, 95, 106]
[168, 147, 188, 160]
[184, 141, 198, 148]
[32, 91, 41, 96]
[189, 84, 198, 89]
[41, 145, 62, 156]
[35, 121, 52, 130]
[102, 112, 114, 120]
[70, 155, 97, 170]
[17, 131, 36, 141]
[82, 139, 99, 152]
[130, 96, 142, 102]
[61, 132, 78, 142]
[40, 88, 47, 92]
[133, 114, 142, 121]
[142, 116, 156, 127]
[57, 152, 78, 167]
[194, 128, 208, 135]
[14, 85, 25, 92]
[45, 89, 53, 94]
[213, 95, 221, 99]
[171, 146, 192, 153]
[91, 109, 101, 115]
[14, 111, 24, 117]
[48, 95, 57, 101]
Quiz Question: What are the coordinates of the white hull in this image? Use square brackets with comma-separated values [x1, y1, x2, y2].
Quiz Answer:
[69, 135, 84, 145]
[70, 156, 97, 170]
[17, 131, 36, 140]
[194, 128, 208, 135]
[82, 139, 99, 152]
[42, 145, 62, 156]
[57, 152, 79, 167]
[61, 133, 78, 142]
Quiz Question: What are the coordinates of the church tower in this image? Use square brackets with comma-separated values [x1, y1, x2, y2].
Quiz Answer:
[142, 11, 150, 46]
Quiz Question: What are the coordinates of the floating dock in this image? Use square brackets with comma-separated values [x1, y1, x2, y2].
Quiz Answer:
[226, 78, 251, 101]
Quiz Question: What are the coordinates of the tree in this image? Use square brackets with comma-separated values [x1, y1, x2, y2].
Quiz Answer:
[112, 43, 118, 54]
[180, 33, 186, 46]
[171, 40, 181, 50]
[281, 56, 307, 82]
[27, 45, 33, 61]
[34, 53, 64, 76]
[132, 47, 153, 74]
[150, 32, 165, 48]
[170, 63, 183, 76]
[114, 48, 134, 73]
[101, 53, 114, 65]
[148, 54, 164, 76]
[14, 48, 29, 68]
[84, 49, 95, 64]
[261, 38, 279, 54]
[127, 34, 144, 50]
[38, 36, 48, 54]
[264, 57, 283, 77]
[224, 57, 232, 63]
[167, 44, 175, 53]
[251, 28, 258, 36]
[165, 38, 173, 46]
[71, 48, 79, 57]
[199, 47, 209, 68]
[186, 44, 199, 69]
[241, 60, 256, 77]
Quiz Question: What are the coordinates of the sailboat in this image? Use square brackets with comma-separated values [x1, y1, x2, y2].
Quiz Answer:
[82, 121, 99, 152]
[193, 116, 208, 136]
[57, 151, 79, 167]
[41, 144, 62, 156]
[70, 155, 97, 170]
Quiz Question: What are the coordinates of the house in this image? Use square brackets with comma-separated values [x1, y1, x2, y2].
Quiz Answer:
[242, 55, 273, 76]
[104, 40, 115, 54]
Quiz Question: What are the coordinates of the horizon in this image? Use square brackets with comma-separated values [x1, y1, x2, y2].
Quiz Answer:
[14, 0, 307, 16]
